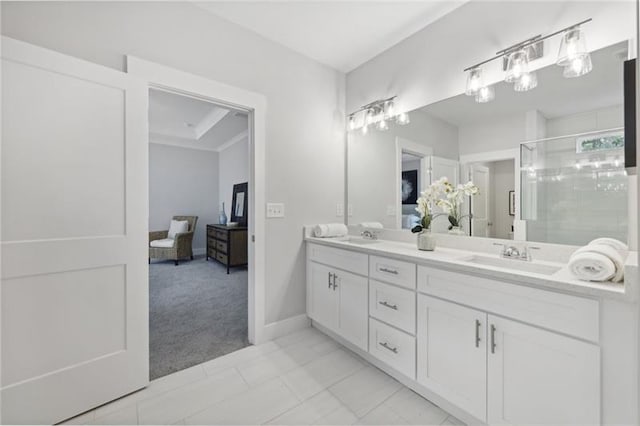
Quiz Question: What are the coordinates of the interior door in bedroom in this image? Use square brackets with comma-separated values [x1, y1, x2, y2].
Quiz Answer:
[1, 37, 149, 424]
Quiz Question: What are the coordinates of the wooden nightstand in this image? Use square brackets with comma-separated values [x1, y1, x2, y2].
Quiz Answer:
[206, 224, 248, 274]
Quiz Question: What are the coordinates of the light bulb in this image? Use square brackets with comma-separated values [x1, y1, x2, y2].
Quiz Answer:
[563, 54, 593, 78]
[377, 118, 389, 131]
[465, 68, 483, 96]
[362, 124, 368, 135]
[514, 72, 537, 92]
[475, 85, 495, 103]
[365, 108, 375, 125]
[395, 112, 410, 125]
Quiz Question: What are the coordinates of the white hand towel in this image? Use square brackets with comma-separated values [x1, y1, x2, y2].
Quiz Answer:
[569, 244, 625, 282]
[359, 222, 384, 229]
[313, 223, 348, 238]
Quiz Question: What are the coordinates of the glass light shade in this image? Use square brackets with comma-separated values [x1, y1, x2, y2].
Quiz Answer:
[376, 118, 389, 131]
[514, 71, 538, 92]
[562, 53, 593, 78]
[383, 100, 395, 118]
[396, 112, 410, 125]
[348, 115, 356, 131]
[505, 50, 529, 83]
[361, 124, 369, 135]
[465, 68, 483, 96]
[557, 27, 589, 67]
[365, 108, 375, 125]
[475, 85, 495, 103]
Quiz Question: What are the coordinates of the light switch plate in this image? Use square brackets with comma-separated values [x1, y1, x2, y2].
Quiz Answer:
[336, 203, 344, 217]
[266, 203, 285, 218]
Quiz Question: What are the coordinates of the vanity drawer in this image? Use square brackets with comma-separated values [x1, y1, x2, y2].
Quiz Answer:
[369, 280, 416, 334]
[216, 240, 228, 253]
[369, 318, 416, 379]
[369, 255, 416, 289]
[307, 243, 368, 276]
[417, 266, 599, 342]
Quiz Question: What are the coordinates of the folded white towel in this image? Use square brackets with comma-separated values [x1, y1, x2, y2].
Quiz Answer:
[313, 223, 348, 238]
[359, 222, 384, 229]
[569, 243, 626, 283]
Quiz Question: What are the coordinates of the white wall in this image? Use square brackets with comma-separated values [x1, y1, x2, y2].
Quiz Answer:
[491, 160, 515, 240]
[1, 1, 346, 325]
[219, 137, 250, 219]
[458, 113, 526, 156]
[546, 104, 624, 137]
[346, 1, 635, 114]
[149, 143, 218, 252]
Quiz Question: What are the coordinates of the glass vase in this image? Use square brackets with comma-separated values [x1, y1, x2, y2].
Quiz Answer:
[417, 229, 436, 251]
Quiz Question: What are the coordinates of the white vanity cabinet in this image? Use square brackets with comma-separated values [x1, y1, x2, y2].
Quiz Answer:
[417, 295, 487, 421]
[306, 241, 606, 425]
[487, 315, 600, 425]
[306, 244, 369, 351]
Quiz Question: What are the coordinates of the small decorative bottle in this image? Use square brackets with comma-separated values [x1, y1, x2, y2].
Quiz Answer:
[219, 202, 228, 225]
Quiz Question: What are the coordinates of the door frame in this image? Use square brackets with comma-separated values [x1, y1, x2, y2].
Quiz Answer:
[460, 148, 520, 239]
[126, 56, 267, 344]
[395, 137, 433, 229]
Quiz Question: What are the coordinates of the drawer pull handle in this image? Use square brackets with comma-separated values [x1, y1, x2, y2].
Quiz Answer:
[379, 301, 398, 310]
[475, 319, 481, 348]
[379, 341, 398, 353]
[332, 274, 338, 290]
[490, 324, 497, 354]
[379, 267, 399, 275]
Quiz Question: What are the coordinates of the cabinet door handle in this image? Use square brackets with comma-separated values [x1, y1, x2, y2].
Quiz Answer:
[328, 272, 333, 289]
[490, 324, 497, 354]
[379, 301, 398, 310]
[332, 274, 338, 290]
[475, 319, 481, 348]
[379, 267, 399, 275]
[379, 341, 398, 353]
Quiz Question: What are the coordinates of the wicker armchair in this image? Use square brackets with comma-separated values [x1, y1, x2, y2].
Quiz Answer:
[149, 216, 198, 265]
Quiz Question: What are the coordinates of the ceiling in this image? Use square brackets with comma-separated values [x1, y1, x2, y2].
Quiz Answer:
[149, 89, 248, 152]
[195, 1, 468, 73]
[423, 42, 628, 127]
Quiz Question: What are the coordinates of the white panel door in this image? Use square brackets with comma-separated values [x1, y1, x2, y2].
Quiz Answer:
[307, 262, 338, 330]
[487, 315, 600, 425]
[1, 37, 148, 424]
[429, 156, 460, 234]
[335, 269, 368, 351]
[417, 295, 487, 422]
[470, 165, 490, 237]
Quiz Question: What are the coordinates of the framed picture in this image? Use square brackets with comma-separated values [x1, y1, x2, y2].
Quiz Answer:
[401, 170, 418, 205]
[231, 182, 248, 226]
[576, 130, 624, 153]
[509, 190, 515, 216]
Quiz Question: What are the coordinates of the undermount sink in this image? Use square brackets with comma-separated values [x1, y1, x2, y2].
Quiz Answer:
[461, 255, 562, 276]
[341, 237, 380, 245]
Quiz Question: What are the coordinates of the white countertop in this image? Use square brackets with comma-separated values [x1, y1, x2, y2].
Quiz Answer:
[305, 235, 636, 301]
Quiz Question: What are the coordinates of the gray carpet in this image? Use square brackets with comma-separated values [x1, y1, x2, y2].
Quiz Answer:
[149, 255, 249, 380]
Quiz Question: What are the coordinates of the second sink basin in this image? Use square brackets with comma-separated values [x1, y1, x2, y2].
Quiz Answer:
[461, 255, 562, 276]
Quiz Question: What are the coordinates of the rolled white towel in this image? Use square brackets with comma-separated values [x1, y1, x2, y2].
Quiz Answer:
[359, 222, 384, 229]
[313, 223, 348, 238]
[569, 244, 625, 282]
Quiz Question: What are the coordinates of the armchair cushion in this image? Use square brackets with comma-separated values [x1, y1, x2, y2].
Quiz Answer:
[168, 220, 189, 239]
[150, 238, 175, 248]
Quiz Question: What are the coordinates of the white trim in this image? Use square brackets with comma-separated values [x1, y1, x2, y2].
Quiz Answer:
[262, 314, 311, 342]
[194, 108, 229, 140]
[149, 134, 221, 153]
[126, 56, 267, 345]
[216, 129, 249, 152]
[395, 137, 433, 229]
[459, 148, 522, 239]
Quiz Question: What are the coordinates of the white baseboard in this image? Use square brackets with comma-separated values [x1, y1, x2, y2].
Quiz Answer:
[261, 314, 310, 342]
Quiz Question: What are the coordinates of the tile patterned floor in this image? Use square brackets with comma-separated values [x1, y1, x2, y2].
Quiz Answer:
[63, 327, 464, 425]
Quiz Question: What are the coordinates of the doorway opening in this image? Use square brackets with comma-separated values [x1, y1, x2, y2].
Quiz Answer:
[147, 88, 250, 380]
[466, 159, 516, 239]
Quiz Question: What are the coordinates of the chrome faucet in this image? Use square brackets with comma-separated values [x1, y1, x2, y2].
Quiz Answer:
[493, 243, 540, 261]
[361, 229, 379, 240]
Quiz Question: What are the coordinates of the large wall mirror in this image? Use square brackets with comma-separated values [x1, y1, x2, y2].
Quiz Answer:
[347, 40, 634, 246]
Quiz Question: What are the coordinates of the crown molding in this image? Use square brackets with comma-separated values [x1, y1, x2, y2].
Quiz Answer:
[216, 129, 249, 152]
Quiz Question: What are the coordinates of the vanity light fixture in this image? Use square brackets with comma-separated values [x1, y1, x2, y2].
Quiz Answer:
[347, 96, 410, 134]
[463, 19, 592, 99]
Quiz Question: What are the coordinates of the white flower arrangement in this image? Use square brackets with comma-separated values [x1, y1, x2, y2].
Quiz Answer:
[412, 177, 479, 233]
